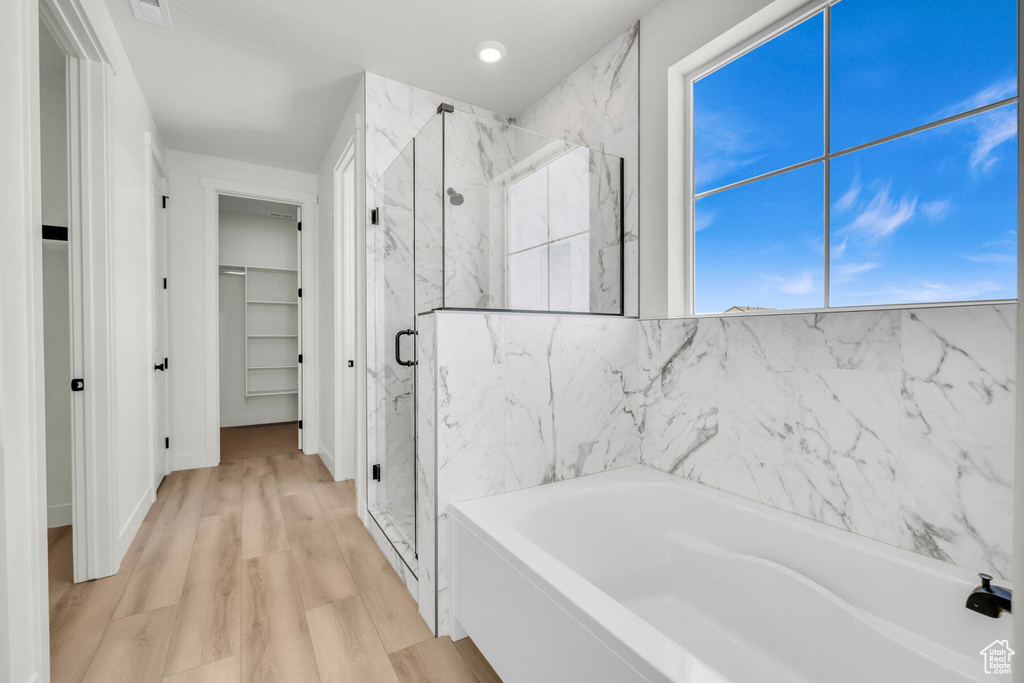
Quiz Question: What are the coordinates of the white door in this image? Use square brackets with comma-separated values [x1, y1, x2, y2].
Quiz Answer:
[296, 205, 304, 451]
[152, 161, 170, 486]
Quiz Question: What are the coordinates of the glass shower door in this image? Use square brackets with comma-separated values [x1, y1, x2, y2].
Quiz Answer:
[371, 141, 417, 564]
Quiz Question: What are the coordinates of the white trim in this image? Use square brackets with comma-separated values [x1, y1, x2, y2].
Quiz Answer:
[317, 440, 336, 476]
[2, 0, 118, 677]
[117, 485, 151, 559]
[41, 0, 121, 584]
[1011, 0, 1023, 662]
[676, 0, 829, 316]
[201, 178, 318, 466]
[39, 0, 111, 66]
[665, 298, 1018, 322]
[199, 177, 317, 205]
[334, 140, 358, 481]
[664, 0, 821, 317]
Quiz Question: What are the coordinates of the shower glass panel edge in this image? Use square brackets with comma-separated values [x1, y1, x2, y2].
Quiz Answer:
[370, 139, 418, 574]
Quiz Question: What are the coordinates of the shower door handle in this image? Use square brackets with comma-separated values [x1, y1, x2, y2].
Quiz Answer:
[394, 329, 418, 367]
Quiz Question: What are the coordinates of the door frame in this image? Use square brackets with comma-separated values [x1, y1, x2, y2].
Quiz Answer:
[147, 136, 170, 490]
[201, 178, 318, 465]
[41, 0, 119, 584]
[3, 0, 117, 678]
[333, 140, 358, 481]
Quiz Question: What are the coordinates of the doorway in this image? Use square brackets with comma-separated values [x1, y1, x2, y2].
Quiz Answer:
[39, 14, 77, 603]
[217, 195, 303, 459]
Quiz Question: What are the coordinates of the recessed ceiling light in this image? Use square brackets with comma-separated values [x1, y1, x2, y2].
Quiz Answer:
[476, 41, 507, 64]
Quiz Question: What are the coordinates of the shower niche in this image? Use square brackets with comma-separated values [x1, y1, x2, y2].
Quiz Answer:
[368, 105, 625, 577]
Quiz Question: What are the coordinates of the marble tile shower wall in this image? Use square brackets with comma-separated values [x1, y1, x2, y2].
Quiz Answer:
[516, 22, 639, 316]
[429, 304, 1016, 636]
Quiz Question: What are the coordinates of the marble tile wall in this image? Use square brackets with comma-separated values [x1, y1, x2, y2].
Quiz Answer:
[516, 23, 639, 317]
[416, 313, 438, 631]
[429, 310, 640, 633]
[638, 305, 1016, 579]
[426, 303, 1016, 634]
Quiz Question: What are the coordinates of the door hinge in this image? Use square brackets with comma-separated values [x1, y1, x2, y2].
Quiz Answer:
[372, 463, 381, 481]
[297, 221, 302, 232]
[298, 288, 302, 298]
[164, 436, 170, 448]
[370, 208, 379, 225]
[164, 357, 169, 370]
[71, 378, 85, 392]
[298, 354, 303, 364]
[163, 277, 167, 289]
[298, 420, 303, 429]
[347, 360, 354, 368]
[162, 195, 169, 209]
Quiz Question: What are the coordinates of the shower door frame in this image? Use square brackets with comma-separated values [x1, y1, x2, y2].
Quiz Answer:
[368, 137, 420, 576]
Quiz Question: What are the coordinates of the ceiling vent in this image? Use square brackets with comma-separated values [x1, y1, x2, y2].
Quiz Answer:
[130, 0, 172, 27]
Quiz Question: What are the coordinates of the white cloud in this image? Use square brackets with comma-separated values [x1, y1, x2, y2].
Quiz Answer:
[695, 210, 716, 233]
[875, 280, 1002, 303]
[921, 199, 951, 221]
[832, 261, 880, 284]
[830, 237, 848, 260]
[969, 107, 1016, 172]
[776, 271, 814, 295]
[695, 110, 768, 189]
[938, 78, 1017, 119]
[845, 183, 917, 240]
[964, 253, 1015, 264]
[832, 175, 861, 213]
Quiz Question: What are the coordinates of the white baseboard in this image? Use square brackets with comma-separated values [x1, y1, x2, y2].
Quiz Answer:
[172, 450, 209, 471]
[47, 503, 72, 528]
[316, 441, 335, 478]
[118, 486, 153, 560]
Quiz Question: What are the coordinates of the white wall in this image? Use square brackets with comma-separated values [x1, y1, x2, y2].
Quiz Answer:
[316, 76, 365, 481]
[42, 243, 72, 527]
[39, 26, 67, 228]
[219, 211, 298, 269]
[166, 150, 317, 468]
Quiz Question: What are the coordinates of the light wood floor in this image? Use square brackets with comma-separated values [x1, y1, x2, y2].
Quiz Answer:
[48, 425, 502, 683]
[219, 422, 300, 462]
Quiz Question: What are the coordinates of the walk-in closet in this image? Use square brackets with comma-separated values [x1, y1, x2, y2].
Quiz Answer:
[218, 195, 303, 449]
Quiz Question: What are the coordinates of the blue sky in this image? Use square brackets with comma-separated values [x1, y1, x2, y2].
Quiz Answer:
[693, 0, 1017, 313]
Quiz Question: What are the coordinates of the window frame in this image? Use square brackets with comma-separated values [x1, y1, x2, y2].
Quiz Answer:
[682, 0, 1020, 316]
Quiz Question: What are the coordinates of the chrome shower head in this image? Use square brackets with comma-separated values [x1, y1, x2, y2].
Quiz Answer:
[447, 187, 464, 206]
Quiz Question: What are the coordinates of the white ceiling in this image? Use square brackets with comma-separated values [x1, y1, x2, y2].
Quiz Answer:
[103, 0, 660, 172]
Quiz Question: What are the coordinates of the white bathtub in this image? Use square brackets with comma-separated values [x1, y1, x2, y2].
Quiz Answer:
[449, 465, 1012, 683]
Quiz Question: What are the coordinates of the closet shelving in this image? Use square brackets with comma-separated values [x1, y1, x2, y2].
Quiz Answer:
[223, 264, 300, 399]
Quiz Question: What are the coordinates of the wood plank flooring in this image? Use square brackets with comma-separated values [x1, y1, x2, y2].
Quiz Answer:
[47, 423, 502, 682]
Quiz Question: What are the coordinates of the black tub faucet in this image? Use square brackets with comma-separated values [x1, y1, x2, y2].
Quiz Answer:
[966, 573, 1012, 618]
